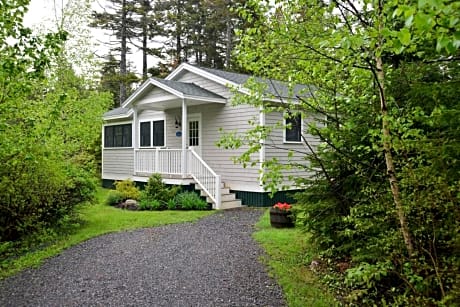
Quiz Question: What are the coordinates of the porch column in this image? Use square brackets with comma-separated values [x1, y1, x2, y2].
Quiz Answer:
[133, 107, 138, 175]
[181, 98, 187, 177]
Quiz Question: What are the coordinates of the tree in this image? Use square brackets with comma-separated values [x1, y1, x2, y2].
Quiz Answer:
[91, 0, 139, 104]
[222, 0, 459, 304]
[153, 0, 248, 70]
[0, 0, 111, 243]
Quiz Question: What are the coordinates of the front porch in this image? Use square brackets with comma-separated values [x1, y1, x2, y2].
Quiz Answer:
[102, 147, 242, 209]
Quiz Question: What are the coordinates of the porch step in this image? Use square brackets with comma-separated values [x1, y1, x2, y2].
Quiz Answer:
[194, 183, 243, 210]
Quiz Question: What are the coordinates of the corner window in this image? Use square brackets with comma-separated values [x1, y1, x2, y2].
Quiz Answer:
[140, 120, 165, 147]
[104, 124, 132, 147]
[285, 113, 302, 143]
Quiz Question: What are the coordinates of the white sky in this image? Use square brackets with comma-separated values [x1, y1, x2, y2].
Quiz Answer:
[24, 0, 145, 75]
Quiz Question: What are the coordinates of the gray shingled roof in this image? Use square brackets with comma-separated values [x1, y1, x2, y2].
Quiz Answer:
[103, 107, 131, 118]
[198, 66, 312, 99]
[151, 77, 225, 99]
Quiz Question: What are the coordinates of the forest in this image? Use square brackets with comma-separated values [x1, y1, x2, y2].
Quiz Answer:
[1, 0, 459, 305]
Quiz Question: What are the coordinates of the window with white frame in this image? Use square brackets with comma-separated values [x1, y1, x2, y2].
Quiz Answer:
[140, 120, 165, 147]
[104, 124, 132, 147]
[284, 113, 302, 143]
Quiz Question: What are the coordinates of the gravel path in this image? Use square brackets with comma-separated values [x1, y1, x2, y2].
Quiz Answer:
[0, 209, 286, 307]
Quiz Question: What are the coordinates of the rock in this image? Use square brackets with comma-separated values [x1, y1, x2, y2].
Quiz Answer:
[118, 199, 139, 210]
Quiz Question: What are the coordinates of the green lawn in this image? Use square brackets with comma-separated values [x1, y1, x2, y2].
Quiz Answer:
[0, 188, 214, 280]
[253, 210, 337, 307]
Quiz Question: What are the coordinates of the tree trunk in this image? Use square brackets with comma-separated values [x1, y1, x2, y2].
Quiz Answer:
[142, 0, 148, 80]
[119, 0, 128, 105]
[225, 16, 232, 68]
[375, 2, 414, 257]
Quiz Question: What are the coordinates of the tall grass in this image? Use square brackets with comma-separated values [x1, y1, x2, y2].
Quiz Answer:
[253, 210, 337, 307]
[0, 188, 214, 279]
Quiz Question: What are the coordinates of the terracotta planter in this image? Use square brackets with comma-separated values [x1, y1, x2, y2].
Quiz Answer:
[269, 208, 294, 228]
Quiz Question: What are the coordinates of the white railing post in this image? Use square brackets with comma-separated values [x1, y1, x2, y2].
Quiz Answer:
[154, 147, 159, 173]
[215, 175, 221, 210]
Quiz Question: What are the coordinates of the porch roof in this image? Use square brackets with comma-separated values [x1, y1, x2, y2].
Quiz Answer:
[150, 77, 225, 100]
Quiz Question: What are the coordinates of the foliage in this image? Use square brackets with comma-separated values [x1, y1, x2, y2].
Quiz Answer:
[141, 173, 179, 204]
[138, 198, 164, 211]
[0, 1, 111, 243]
[226, 0, 460, 305]
[105, 190, 125, 206]
[0, 188, 214, 280]
[253, 210, 337, 306]
[173, 192, 208, 210]
[113, 179, 141, 201]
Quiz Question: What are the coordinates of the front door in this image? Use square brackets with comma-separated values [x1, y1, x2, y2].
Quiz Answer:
[188, 114, 201, 156]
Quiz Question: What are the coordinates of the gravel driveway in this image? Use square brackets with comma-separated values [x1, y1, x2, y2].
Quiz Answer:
[0, 209, 285, 306]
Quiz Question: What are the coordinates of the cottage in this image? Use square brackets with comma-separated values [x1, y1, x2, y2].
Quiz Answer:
[102, 63, 318, 209]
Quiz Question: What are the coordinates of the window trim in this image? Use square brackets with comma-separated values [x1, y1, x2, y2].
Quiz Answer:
[283, 112, 303, 144]
[139, 118, 166, 148]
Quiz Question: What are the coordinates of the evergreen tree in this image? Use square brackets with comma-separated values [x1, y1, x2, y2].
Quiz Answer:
[91, 0, 138, 104]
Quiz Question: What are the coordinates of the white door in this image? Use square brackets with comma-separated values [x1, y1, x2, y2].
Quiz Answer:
[188, 114, 201, 156]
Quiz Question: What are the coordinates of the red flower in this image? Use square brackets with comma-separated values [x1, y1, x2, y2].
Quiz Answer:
[273, 202, 292, 211]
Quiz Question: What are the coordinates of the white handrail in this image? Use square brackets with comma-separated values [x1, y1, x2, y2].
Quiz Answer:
[188, 149, 221, 209]
[134, 148, 221, 209]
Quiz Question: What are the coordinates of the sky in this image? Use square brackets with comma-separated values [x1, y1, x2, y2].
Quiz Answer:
[24, 0, 145, 75]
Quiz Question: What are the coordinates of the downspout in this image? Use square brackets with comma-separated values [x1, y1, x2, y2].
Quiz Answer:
[181, 98, 187, 177]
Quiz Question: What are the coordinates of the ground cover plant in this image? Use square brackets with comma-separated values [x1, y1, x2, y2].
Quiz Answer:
[253, 210, 337, 306]
[0, 188, 214, 280]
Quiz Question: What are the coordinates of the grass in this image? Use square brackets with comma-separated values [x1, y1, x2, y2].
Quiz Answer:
[0, 188, 214, 280]
[253, 209, 337, 307]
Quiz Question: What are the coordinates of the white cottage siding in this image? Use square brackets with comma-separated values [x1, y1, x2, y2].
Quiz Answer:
[186, 103, 261, 189]
[264, 111, 316, 184]
[138, 110, 164, 121]
[136, 87, 176, 106]
[102, 148, 134, 178]
[165, 108, 182, 148]
[177, 72, 233, 99]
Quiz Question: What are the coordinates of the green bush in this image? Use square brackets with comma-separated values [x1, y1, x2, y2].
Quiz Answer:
[138, 198, 164, 210]
[174, 191, 208, 210]
[114, 179, 141, 200]
[105, 190, 124, 206]
[142, 173, 179, 203]
[167, 199, 176, 210]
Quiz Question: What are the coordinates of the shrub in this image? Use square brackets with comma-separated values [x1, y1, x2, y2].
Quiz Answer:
[167, 199, 177, 210]
[114, 179, 140, 200]
[105, 190, 124, 206]
[142, 173, 179, 203]
[138, 198, 164, 211]
[174, 192, 208, 210]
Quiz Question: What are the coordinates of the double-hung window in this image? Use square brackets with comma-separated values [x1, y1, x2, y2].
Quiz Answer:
[284, 113, 302, 143]
[104, 124, 132, 147]
[140, 120, 165, 147]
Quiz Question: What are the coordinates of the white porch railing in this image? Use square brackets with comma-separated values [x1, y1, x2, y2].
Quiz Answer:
[135, 148, 182, 175]
[134, 148, 221, 209]
[188, 148, 221, 209]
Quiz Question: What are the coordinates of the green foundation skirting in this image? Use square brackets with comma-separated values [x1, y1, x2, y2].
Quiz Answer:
[102, 179, 300, 207]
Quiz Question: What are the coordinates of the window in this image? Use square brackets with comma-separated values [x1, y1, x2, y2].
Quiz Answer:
[140, 122, 151, 146]
[140, 120, 164, 147]
[104, 124, 132, 147]
[189, 120, 199, 146]
[152, 120, 165, 146]
[285, 113, 302, 142]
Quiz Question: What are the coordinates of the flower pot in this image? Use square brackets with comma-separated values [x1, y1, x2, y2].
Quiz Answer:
[270, 208, 294, 228]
